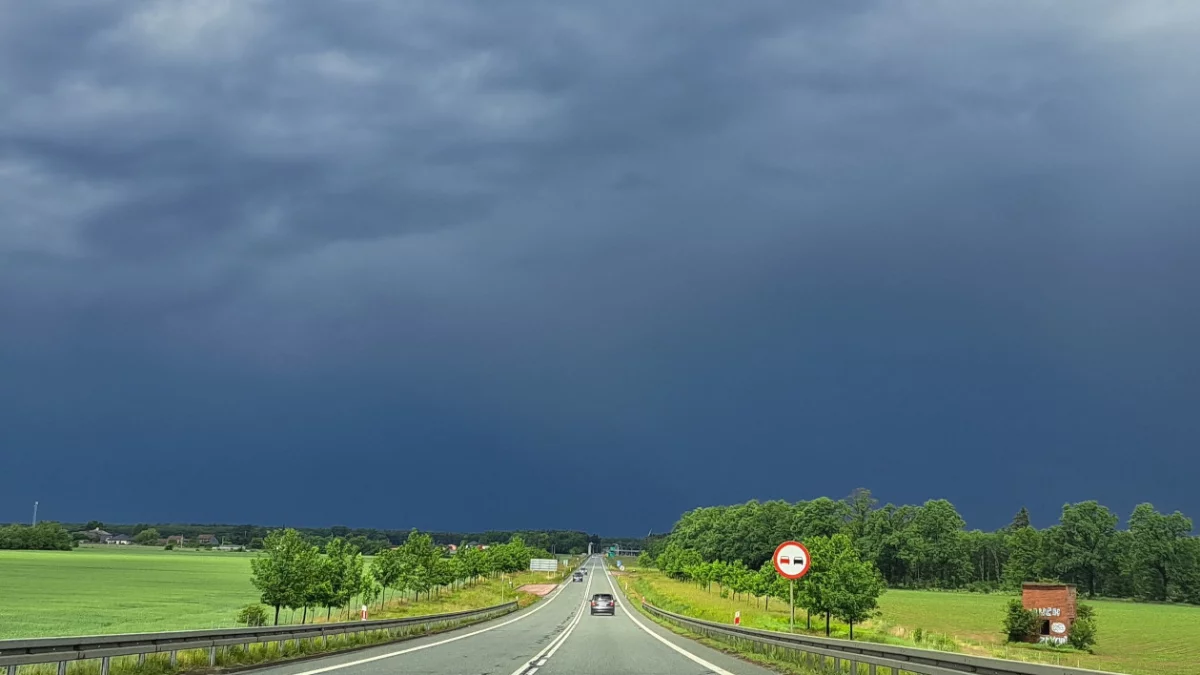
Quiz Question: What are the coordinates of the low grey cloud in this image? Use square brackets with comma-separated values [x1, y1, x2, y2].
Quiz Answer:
[2, 1, 1198, 531]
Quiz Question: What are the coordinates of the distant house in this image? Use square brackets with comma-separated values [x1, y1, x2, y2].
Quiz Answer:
[446, 544, 458, 554]
[197, 534, 219, 546]
[75, 528, 113, 543]
[165, 535, 185, 546]
[106, 534, 133, 545]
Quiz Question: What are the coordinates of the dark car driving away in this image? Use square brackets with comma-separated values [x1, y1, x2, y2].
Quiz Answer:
[590, 593, 615, 615]
[572, 572, 584, 582]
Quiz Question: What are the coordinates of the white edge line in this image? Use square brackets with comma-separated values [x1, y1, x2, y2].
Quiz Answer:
[603, 561, 738, 675]
[287, 567, 575, 675]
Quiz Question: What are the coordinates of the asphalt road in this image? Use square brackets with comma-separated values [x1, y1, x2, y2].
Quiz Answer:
[251, 556, 777, 675]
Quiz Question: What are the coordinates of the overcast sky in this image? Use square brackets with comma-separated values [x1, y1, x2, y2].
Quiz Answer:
[2, 1, 1198, 535]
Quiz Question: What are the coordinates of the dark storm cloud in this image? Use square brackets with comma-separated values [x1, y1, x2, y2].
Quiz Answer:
[2, 1, 1199, 532]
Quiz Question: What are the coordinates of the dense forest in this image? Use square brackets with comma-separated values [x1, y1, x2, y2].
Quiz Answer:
[645, 490, 1200, 604]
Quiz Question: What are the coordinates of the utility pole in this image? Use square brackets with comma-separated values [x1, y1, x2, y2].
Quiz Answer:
[32, 501, 39, 526]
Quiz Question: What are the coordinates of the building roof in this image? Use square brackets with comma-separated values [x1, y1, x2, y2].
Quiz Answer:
[109, 534, 133, 541]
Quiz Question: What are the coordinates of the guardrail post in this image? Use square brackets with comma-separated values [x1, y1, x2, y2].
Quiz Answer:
[834, 656, 841, 673]
[100, 657, 110, 675]
[867, 664, 875, 675]
[8, 664, 17, 675]
[169, 650, 177, 667]
[208, 646, 216, 666]
[137, 654, 145, 667]
[57, 661, 67, 675]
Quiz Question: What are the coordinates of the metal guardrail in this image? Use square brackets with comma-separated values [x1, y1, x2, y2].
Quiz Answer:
[640, 602, 1124, 675]
[0, 602, 518, 675]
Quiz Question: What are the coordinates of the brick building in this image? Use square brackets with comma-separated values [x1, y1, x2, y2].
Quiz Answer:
[1021, 582, 1077, 645]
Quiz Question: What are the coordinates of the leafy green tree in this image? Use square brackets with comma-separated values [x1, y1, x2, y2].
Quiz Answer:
[370, 547, 402, 609]
[756, 559, 789, 610]
[796, 536, 837, 633]
[359, 572, 382, 611]
[1126, 503, 1193, 601]
[0, 522, 73, 551]
[844, 488, 878, 545]
[133, 528, 161, 545]
[1003, 526, 1047, 589]
[250, 528, 320, 625]
[795, 498, 850, 539]
[827, 538, 886, 639]
[1046, 502, 1118, 597]
[901, 500, 971, 588]
[1009, 507, 1032, 531]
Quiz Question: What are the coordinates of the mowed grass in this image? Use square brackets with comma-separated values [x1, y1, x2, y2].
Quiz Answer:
[621, 567, 1200, 675]
[0, 547, 260, 638]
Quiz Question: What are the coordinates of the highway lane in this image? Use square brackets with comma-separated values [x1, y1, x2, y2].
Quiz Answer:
[528, 561, 777, 675]
[251, 559, 597, 675]
[247, 556, 777, 675]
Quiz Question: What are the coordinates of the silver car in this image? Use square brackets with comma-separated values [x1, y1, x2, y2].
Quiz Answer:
[590, 593, 616, 615]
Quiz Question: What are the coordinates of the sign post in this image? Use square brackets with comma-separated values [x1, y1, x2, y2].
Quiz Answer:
[772, 540, 811, 632]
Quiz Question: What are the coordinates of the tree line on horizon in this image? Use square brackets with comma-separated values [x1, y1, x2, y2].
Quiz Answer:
[0, 521, 635, 556]
[643, 489, 1200, 605]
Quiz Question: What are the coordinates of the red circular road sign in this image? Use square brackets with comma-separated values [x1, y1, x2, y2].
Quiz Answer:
[773, 540, 811, 580]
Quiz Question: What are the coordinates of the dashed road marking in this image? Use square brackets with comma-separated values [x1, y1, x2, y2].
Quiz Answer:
[283, 565, 575, 675]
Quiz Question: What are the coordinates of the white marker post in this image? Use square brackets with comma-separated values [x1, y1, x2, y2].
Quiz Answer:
[772, 541, 811, 632]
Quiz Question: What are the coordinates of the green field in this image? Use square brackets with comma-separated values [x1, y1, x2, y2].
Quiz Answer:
[0, 547, 261, 638]
[0, 547, 571, 640]
[619, 565, 1200, 675]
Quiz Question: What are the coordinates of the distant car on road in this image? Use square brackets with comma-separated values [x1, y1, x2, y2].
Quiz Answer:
[590, 593, 615, 615]
[573, 572, 584, 582]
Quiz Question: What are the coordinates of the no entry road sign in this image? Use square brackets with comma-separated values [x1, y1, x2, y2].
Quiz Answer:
[773, 540, 811, 580]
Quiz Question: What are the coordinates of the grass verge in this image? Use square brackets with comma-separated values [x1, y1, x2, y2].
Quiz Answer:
[616, 565, 1200, 675]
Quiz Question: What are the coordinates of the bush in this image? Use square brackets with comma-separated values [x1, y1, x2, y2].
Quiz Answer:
[1002, 599, 1040, 642]
[164, 543, 174, 550]
[912, 627, 924, 643]
[237, 604, 269, 627]
[1068, 604, 1098, 652]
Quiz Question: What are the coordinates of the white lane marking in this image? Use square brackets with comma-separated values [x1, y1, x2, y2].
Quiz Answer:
[527, 669, 538, 675]
[536, 659, 547, 666]
[603, 562, 737, 675]
[286, 570, 574, 675]
[507, 559, 596, 675]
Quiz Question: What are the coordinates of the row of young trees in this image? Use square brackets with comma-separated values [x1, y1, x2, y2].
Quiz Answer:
[650, 534, 884, 637]
[651, 490, 1200, 604]
[0, 522, 73, 550]
[249, 528, 552, 625]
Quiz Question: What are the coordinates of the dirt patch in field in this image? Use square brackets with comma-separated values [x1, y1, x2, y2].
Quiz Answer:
[517, 584, 558, 596]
